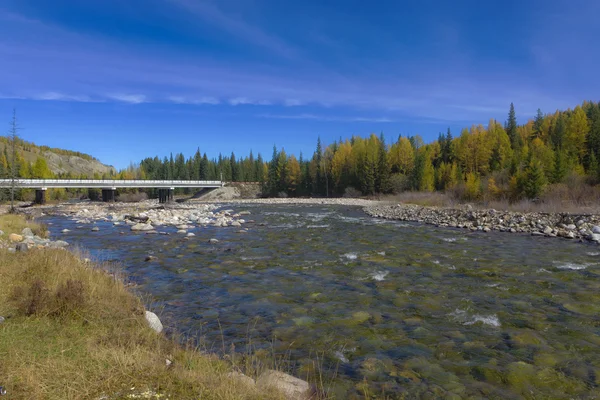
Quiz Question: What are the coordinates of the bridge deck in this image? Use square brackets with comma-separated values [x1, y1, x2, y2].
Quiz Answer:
[0, 179, 224, 189]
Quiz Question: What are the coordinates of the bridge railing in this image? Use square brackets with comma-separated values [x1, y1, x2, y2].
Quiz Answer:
[0, 179, 224, 188]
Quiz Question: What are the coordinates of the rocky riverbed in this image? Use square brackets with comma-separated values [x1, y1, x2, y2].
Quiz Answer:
[26, 201, 252, 232]
[365, 203, 600, 243]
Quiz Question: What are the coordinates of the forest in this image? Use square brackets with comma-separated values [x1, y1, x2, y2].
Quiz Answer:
[134, 100, 600, 201]
[2, 100, 600, 203]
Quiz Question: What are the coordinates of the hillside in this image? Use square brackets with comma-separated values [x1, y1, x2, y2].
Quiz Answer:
[0, 136, 114, 177]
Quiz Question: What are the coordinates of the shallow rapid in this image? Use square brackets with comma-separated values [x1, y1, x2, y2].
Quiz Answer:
[45, 204, 600, 399]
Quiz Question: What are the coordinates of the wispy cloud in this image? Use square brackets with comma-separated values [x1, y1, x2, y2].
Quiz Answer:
[167, 0, 298, 59]
[32, 92, 96, 102]
[259, 113, 394, 123]
[106, 93, 148, 104]
[228, 97, 271, 106]
[167, 95, 220, 105]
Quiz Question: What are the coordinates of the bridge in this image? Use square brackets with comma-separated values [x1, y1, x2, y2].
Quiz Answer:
[0, 179, 224, 204]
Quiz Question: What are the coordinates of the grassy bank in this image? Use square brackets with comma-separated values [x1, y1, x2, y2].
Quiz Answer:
[0, 216, 280, 400]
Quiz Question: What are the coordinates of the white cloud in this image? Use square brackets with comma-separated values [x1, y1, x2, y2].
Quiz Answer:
[32, 91, 95, 102]
[106, 93, 147, 104]
[228, 97, 271, 106]
[167, 95, 220, 105]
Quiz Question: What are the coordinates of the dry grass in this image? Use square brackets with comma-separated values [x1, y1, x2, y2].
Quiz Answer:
[0, 213, 48, 238]
[384, 182, 600, 215]
[382, 191, 458, 208]
[0, 245, 283, 400]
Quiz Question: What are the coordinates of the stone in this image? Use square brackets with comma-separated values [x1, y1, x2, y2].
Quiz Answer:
[91, 227, 100, 232]
[256, 370, 311, 400]
[145, 255, 158, 262]
[226, 371, 256, 388]
[176, 230, 187, 234]
[21, 227, 34, 238]
[531, 231, 544, 236]
[50, 240, 69, 248]
[593, 226, 600, 234]
[145, 311, 163, 333]
[209, 238, 219, 244]
[166, 359, 172, 367]
[0, 316, 4, 324]
[8, 233, 23, 242]
[591, 233, 600, 242]
[566, 224, 577, 231]
[543, 226, 553, 235]
[15, 243, 28, 252]
[131, 223, 154, 231]
[230, 221, 242, 227]
[61, 229, 70, 233]
[186, 232, 195, 237]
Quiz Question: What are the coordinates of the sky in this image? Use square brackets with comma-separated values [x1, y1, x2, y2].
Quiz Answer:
[0, 0, 599, 169]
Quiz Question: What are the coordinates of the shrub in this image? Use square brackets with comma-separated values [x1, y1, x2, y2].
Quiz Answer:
[463, 172, 482, 200]
[389, 173, 410, 194]
[342, 186, 362, 198]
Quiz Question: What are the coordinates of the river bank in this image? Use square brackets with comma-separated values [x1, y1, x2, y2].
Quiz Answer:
[0, 214, 311, 400]
[365, 203, 600, 243]
[16, 197, 600, 246]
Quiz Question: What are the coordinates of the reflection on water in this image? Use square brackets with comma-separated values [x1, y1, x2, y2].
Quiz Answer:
[45, 204, 600, 398]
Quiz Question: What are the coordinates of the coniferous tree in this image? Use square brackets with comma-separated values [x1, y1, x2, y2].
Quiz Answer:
[506, 102, 521, 150]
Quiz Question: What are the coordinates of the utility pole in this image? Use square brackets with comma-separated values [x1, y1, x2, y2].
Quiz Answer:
[9, 109, 18, 213]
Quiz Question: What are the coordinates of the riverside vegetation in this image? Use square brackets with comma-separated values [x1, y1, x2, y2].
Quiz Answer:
[0, 214, 293, 400]
[4, 101, 600, 211]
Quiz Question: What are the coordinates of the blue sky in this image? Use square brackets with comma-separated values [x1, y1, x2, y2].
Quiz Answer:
[1, 0, 599, 169]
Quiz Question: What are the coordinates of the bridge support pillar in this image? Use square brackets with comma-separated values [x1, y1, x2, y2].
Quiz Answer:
[102, 189, 116, 203]
[158, 188, 175, 204]
[168, 188, 174, 202]
[34, 188, 47, 205]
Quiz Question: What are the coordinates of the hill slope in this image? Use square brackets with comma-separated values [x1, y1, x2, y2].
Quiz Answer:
[0, 136, 114, 177]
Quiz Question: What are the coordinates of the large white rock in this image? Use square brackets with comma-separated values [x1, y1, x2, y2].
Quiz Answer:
[131, 223, 155, 231]
[256, 370, 311, 400]
[145, 311, 163, 333]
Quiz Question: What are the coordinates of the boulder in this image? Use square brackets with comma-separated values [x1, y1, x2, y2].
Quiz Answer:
[256, 370, 311, 400]
[186, 232, 195, 237]
[145, 311, 163, 333]
[176, 230, 187, 234]
[230, 221, 242, 227]
[131, 223, 154, 231]
[61, 229, 70, 233]
[50, 240, 69, 248]
[16, 243, 28, 252]
[566, 224, 577, 231]
[591, 233, 600, 242]
[593, 226, 600, 234]
[8, 233, 23, 242]
[22, 227, 34, 238]
[91, 227, 100, 232]
[209, 238, 219, 244]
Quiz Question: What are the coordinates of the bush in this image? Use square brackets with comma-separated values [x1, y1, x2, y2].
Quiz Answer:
[342, 187, 362, 198]
[389, 173, 410, 194]
[117, 192, 148, 202]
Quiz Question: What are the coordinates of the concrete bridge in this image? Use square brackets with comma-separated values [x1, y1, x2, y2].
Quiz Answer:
[0, 179, 224, 204]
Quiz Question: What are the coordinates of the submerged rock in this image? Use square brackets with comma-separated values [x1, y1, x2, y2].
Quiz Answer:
[131, 223, 154, 231]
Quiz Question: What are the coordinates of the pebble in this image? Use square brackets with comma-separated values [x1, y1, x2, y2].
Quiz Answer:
[91, 226, 99, 232]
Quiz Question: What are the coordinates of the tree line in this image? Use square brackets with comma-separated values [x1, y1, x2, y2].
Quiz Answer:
[3, 100, 600, 202]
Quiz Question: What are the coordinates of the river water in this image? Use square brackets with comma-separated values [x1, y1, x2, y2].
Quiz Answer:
[45, 204, 600, 399]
